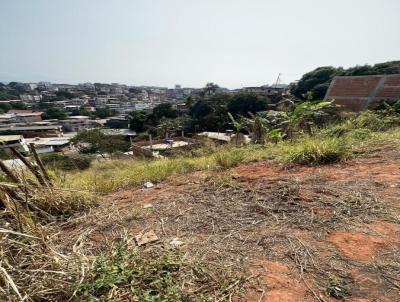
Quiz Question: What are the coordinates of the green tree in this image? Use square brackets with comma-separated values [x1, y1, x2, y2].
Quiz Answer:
[203, 82, 219, 96]
[0, 103, 12, 113]
[94, 108, 113, 118]
[44, 108, 68, 120]
[71, 129, 130, 155]
[0, 91, 18, 101]
[56, 90, 75, 99]
[129, 110, 148, 132]
[10, 101, 27, 110]
[292, 67, 340, 100]
[227, 93, 268, 117]
[152, 103, 178, 120]
[70, 107, 94, 118]
[189, 93, 232, 131]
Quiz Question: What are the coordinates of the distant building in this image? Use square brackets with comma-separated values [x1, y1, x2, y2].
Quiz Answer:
[25, 137, 71, 153]
[0, 135, 30, 154]
[325, 74, 400, 111]
[242, 85, 286, 101]
[134, 102, 151, 111]
[0, 113, 17, 125]
[0, 125, 63, 138]
[106, 117, 130, 129]
[37, 81, 52, 90]
[8, 110, 44, 123]
[59, 116, 91, 132]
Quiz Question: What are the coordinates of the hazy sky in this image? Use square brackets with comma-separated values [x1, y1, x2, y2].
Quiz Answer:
[1, 0, 399, 88]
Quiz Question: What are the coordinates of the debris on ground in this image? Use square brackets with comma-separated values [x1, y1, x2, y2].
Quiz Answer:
[135, 230, 159, 246]
[169, 237, 184, 247]
[143, 181, 155, 188]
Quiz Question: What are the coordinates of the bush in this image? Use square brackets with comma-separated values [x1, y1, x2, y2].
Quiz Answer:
[41, 153, 93, 171]
[213, 149, 246, 169]
[352, 111, 400, 131]
[323, 111, 400, 138]
[286, 137, 350, 165]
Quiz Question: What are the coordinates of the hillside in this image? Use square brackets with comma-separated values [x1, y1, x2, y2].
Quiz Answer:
[1, 111, 400, 302]
[58, 140, 400, 302]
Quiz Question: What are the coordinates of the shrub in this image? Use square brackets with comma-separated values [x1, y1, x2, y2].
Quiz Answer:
[41, 153, 93, 171]
[213, 149, 246, 169]
[348, 128, 372, 140]
[352, 111, 400, 131]
[286, 137, 350, 165]
[323, 111, 400, 138]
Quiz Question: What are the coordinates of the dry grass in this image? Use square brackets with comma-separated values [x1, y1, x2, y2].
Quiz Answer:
[2, 114, 400, 301]
[0, 180, 97, 301]
[73, 238, 248, 302]
[58, 126, 400, 195]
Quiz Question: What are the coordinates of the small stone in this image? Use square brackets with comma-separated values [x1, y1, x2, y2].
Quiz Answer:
[143, 203, 153, 209]
[169, 238, 184, 247]
[135, 230, 158, 246]
[143, 181, 154, 188]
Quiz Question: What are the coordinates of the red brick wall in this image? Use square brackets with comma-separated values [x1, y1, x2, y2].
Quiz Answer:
[329, 77, 380, 97]
[325, 74, 400, 111]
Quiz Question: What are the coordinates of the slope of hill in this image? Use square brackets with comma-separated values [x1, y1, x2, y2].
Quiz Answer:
[2, 111, 400, 302]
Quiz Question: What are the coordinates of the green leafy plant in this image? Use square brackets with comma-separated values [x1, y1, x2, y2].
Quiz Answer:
[73, 243, 243, 302]
[266, 128, 285, 144]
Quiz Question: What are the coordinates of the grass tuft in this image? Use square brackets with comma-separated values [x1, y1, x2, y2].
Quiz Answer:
[213, 149, 246, 169]
[284, 137, 350, 165]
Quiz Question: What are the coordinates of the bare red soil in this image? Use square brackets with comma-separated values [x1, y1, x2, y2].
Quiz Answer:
[59, 144, 400, 301]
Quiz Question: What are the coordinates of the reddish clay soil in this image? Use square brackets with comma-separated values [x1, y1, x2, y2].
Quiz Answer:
[328, 231, 386, 262]
[59, 144, 400, 301]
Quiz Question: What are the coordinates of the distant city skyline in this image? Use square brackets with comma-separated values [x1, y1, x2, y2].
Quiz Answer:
[1, 0, 399, 88]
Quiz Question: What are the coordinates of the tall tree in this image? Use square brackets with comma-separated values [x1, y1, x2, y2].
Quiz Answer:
[227, 93, 268, 117]
[44, 108, 68, 120]
[129, 110, 148, 132]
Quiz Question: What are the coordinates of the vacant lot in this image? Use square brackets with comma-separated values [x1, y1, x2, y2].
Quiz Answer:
[57, 140, 400, 301]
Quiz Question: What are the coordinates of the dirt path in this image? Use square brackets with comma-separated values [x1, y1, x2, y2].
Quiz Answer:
[59, 145, 400, 301]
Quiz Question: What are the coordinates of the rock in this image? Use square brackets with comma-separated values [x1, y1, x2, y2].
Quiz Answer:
[143, 203, 153, 209]
[170, 238, 184, 247]
[135, 230, 158, 246]
[143, 181, 154, 188]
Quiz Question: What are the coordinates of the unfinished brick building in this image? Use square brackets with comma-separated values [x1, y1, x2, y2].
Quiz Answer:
[324, 74, 400, 111]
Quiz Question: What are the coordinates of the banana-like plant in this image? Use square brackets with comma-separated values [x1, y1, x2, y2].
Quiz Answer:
[289, 100, 335, 125]
[266, 128, 285, 144]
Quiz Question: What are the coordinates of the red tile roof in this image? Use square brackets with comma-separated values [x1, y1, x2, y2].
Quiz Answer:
[8, 110, 44, 116]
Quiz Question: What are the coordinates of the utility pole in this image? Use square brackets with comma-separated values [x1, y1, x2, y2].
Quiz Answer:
[274, 73, 282, 88]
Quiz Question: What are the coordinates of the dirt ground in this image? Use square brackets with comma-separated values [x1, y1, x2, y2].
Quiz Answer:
[58, 143, 400, 302]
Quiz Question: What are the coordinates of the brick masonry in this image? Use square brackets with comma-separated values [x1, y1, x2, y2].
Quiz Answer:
[324, 74, 400, 111]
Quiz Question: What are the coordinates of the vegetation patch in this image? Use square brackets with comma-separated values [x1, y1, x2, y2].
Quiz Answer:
[213, 149, 246, 169]
[284, 137, 350, 165]
[74, 242, 245, 302]
[41, 153, 94, 171]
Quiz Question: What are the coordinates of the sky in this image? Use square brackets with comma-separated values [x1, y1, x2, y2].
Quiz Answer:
[1, 0, 399, 88]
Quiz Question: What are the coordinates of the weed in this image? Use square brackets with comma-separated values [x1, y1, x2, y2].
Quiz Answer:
[60, 117, 400, 193]
[74, 243, 244, 302]
[205, 171, 239, 188]
[41, 153, 94, 171]
[213, 149, 246, 169]
[284, 137, 350, 165]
